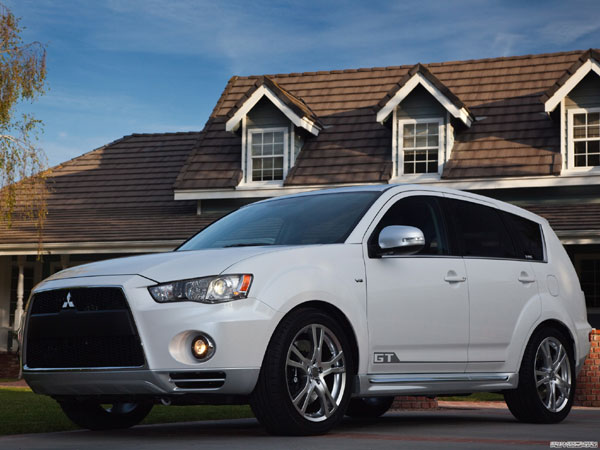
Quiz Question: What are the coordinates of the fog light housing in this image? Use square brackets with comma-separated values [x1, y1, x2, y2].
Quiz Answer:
[191, 334, 215, 361]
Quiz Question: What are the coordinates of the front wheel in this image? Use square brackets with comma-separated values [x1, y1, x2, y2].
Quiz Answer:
[250, 308, 354, 435]
[59, 400, 153, 430]
[504, 326, 575, 423]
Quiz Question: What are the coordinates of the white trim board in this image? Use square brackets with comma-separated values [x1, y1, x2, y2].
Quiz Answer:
[225, 85, 320, 136]
[376, 72, 473, 127]
[0, 240, 184, 255]
[544, 58, 600, 113]
[175, 172, 600, 200]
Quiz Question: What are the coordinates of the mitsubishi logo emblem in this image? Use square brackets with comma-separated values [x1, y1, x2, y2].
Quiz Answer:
[62, 292, 76, 309]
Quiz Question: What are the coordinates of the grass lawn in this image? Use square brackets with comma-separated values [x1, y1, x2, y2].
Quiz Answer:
[439, 392, 505, 402]
[0, 387, 253, 436]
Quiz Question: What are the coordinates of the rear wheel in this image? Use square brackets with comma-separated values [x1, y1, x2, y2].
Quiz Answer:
[59, 400, 153, 430]
[250, 308, 354, 435]
[345, 396, 394, 418]
[504, 326, 575, 423]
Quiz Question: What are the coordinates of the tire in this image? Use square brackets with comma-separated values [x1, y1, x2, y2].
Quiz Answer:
[504, 326, 575, 424]
[250, 308, 355, 435]
[345, 396, 394, 418]
[59, 399, 153, 430]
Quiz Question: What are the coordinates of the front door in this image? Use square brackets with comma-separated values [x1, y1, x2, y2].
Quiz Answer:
[364, 193, 469, 374]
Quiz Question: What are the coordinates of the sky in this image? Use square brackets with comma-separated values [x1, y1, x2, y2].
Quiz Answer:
[5, 0, 600, 167]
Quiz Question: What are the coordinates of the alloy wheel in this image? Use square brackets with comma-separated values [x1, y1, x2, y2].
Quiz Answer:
[285, 324, 346, 422]
[534, 336, 572, 413]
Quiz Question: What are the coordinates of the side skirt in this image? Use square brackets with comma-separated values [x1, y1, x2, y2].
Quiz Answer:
[355, 372, 518, 397]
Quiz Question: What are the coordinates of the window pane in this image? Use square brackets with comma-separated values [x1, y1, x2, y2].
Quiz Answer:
[589, 113, 599, 125]
[427, 161, 437, 173]
[273, 168, 283, 180]
[575, 154, 586, 167]
[404, 162, 414, 174]
[404, 151, 415, 162]
[588, 153, 600, 166]
[588, 125, 600, 138]
[428, 134, 438, 146]
[263, 132, 274, 144]
[416, 151, 426, 161]
[263, 158, 273, 169]
[416, 162, 427, 173]
[589, 141, 600, 154]
[252, 133, 263, 145]
[427, 123, 438, 134]
[273, 157, 284, 169]
[403, 124, 414, 136]
[403, 136, 414, 148]
[574, 114, 586, 126]
[448, 199, 517, 259]
[253, 158, 262, 170]
[273, 132, 284, 144]
[575, 141, 586, 154]
[273, 143, 284, 155]
[416, 135, 427, 147]
[416, 123, 427, 135]
[252, 144, 262, 156]
[574, 126, 586, 139]
[372, 196, 449, 255]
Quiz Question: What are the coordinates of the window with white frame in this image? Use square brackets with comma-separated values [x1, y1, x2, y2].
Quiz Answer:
[399, 119, 442, 175]
[248, 128, 288, 182]
[569, 109, 600, 168]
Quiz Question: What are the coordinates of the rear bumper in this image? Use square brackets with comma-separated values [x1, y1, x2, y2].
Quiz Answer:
[24, 368, 260, 397]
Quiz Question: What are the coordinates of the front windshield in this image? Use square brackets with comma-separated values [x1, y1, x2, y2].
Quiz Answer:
[178, 191, 381, 250]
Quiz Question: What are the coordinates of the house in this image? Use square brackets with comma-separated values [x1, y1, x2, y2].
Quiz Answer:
[1, 49, 599, 372]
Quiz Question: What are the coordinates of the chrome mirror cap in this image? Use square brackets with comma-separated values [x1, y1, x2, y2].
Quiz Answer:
[378, 225, 425, 255]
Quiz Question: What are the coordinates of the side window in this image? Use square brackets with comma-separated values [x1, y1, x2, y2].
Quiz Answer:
[501, 212, 545, 261]
[445, 199, 517, 259]
[371, 196, 449, 256]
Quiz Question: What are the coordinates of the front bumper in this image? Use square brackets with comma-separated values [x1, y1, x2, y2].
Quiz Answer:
[24, 368, 260, 397]
[23, 275, 280, 397]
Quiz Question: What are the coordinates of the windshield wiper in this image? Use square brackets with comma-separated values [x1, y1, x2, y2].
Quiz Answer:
[223, 242, 274, 248]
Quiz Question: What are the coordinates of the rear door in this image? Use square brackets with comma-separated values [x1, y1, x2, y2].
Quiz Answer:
[364, 193, 469, 374]
[442, 196, 541, 372]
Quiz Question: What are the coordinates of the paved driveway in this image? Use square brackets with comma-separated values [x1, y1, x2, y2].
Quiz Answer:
[1, 405, 598, 450]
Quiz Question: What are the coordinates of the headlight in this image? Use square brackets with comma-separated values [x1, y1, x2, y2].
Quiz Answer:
[148, 274, 253, 304]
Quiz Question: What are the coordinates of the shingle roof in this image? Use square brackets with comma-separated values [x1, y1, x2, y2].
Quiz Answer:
[175, 49, 592, 189]
[0, 132, 219, 246]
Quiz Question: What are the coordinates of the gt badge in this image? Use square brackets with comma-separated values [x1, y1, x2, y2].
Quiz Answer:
[374, 352, 400, 363]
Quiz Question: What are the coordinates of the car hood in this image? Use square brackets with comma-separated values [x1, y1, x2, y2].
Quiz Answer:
[46, 247, 285, 283]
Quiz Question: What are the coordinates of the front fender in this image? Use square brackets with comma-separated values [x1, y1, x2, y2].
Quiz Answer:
[224, 244, 369, 374]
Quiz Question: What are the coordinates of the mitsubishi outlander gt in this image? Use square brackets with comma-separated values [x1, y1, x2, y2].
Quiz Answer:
[21, 185, 592, 435]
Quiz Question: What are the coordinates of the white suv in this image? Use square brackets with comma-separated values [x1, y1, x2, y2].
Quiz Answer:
[21, 185, 592, 435]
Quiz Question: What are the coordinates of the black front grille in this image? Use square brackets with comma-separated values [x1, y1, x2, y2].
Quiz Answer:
[30, 287, 129, 314]
[26, 288, 145, 369]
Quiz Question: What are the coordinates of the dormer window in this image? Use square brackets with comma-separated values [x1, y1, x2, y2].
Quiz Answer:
[570, 109, 600, 168]
[249, 128, 288, 181]
[225, 76, 321, 187]
[376, 63, 472, 180]
[400, 119, 443, 174]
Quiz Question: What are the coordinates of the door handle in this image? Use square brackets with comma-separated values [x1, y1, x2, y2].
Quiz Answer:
[518, 271, 536, 284]
[444, 272, 467, 283]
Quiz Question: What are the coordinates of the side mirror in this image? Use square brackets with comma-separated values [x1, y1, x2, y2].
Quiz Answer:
[377, 225, 425, 256]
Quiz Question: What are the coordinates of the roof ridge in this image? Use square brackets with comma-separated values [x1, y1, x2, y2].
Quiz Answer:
[234, 49, 589, 80]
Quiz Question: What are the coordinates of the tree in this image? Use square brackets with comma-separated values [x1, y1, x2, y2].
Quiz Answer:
[0, 3, 47, 253]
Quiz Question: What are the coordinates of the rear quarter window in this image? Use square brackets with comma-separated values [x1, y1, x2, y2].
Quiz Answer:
[500, 211, 545, 262]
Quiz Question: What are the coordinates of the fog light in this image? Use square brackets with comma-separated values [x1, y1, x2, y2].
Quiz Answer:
[191, 334, 215, 361]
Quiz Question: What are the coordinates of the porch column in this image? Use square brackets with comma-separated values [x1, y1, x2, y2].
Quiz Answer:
[13, 256, 25, 331]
